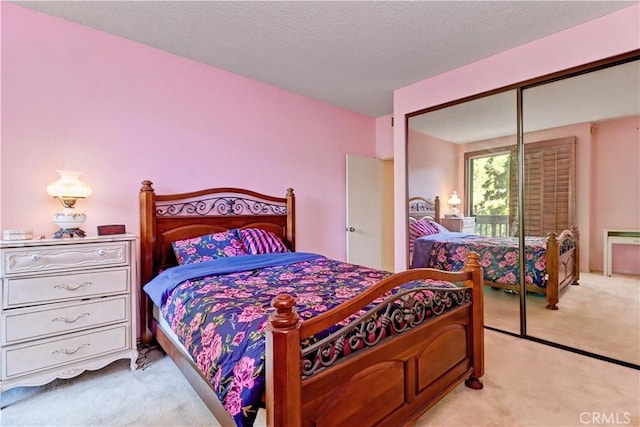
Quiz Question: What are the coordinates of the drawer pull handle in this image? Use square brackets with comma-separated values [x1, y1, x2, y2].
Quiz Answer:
[52, 312, 90, 323]
[31, 254, 40, 261]
[98, 249, 107, 256]
[52, 343, 90, 355]
[54, 281, 92, 291]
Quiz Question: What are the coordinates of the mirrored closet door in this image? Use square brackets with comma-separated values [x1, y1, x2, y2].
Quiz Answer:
[522, 59, 640, 366]
[407, 90, 520, 335]
[406, 54, 639, 368]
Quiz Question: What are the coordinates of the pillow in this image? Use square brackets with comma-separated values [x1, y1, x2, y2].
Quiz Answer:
[171, 229, 246, 265]
[409, 219, 441, 240]
[409, 219, 443, 253]
[240, 228, 290, 255]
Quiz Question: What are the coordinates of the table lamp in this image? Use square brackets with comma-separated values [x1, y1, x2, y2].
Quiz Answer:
[448, 191, 461, 217]
[46, 169, 92, 238]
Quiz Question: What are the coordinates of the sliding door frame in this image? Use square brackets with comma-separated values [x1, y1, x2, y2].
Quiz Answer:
[405, 49, 640, 369]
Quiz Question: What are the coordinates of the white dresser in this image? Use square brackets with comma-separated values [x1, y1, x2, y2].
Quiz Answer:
[441, 217, 476, 234]
[0, 235, 138, 392]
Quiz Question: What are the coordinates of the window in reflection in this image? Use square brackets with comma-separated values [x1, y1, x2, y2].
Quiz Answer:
[468, 151, 511, 236]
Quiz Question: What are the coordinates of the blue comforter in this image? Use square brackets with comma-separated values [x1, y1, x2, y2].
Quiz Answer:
[144, 252, 324, 307]
[411, 231, 470, 269]
[411, 232, 550, 287]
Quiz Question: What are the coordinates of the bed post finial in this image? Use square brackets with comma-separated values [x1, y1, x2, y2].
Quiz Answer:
[286, 188, 296, 252]
[571, 225, 579, 241]
[269, 294, 299, 329]
[141, 180, 154, 193]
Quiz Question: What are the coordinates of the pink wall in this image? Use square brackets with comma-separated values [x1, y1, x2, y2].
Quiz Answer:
[407, 129, 457, 204]
[0, 3, 376, 260]
[592, 116, 640, 275]
[393, 4, 640, 270]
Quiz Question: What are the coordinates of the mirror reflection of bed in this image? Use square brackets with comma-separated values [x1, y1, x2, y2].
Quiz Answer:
[408, 196, 579, 311]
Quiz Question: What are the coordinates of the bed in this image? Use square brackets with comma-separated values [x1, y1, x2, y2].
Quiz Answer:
[139, 181, 485, 427]
[408, 196, 579, 310]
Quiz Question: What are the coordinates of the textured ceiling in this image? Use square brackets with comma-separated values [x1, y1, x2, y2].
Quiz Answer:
[12, 1, 636, 117]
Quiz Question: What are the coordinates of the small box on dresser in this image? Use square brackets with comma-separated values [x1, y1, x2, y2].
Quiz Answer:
[0, 234, 138, 392]
[441, 217, 476, 234]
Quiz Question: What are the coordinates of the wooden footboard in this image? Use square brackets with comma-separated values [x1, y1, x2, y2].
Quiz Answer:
[267, 254, 484, 426]
[421, 196, 579, 311]
[485, 226, 579, 310]
[543, 226, 580, 310]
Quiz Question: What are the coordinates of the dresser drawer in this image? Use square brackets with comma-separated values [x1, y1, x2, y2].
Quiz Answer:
[461, 217, 475, 227]
[2, 324, 130, 379]
[441, 217, 475, 234]
[3, 268, 129, 308]
[2, 242, 129, 276]
[460, 217, 476, 233]
[2, 296, 129, 345]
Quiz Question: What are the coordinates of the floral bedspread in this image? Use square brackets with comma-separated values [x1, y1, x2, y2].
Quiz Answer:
[412, 233, 549, 287]
[152, 254, 462, 426]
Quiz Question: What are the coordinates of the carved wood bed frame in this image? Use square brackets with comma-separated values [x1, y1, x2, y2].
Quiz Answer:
[408, 196, 580, 310]
[139, 181, 485, 426]
[409, 196, 441, 222]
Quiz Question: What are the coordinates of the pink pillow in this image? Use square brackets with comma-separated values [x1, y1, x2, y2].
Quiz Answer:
[410, 220, 440, 238]
[409, 220, 442, 252]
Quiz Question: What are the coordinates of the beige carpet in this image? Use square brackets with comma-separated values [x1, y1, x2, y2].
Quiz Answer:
[1, 330, 638, 427]
[484, 272, 640, 365]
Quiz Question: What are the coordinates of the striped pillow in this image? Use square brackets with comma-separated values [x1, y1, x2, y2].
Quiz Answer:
[409, 220, 442, 252]
[241, 228, 290, 255]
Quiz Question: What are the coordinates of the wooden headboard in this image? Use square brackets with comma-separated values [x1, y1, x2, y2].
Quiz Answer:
[408, 196, 440, 222]
[139, 180, 295, 342]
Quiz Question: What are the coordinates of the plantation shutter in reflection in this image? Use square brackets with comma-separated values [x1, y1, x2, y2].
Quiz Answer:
[509, 137, 576, 236]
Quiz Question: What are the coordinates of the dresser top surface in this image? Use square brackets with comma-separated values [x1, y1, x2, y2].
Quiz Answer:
[0, 234, 137, 249]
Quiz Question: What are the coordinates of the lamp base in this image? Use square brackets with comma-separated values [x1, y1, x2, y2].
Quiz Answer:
[53, 228, 86, 239]
[52, 207, 87, 238]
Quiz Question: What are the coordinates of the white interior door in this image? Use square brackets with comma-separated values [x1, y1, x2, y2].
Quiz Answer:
[346, 154, 382, 269]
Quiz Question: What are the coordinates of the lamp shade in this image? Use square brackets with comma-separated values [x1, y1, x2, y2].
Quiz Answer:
[46, 170, 92, 199]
